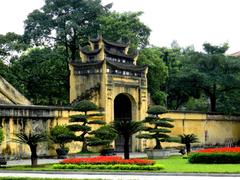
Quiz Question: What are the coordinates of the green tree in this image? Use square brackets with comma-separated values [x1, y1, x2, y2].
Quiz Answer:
[50, 125, 75, 150]
[67, 100, 105, 153]
[138, 106, 174, 149]
[88, 125, 117, 148]
[0, 32, 27, 63]
[12, 131, 47, 167]
[179, 134, 198, 154]
[181, 43, 240, 112]
[98, 11, 151, 50]
[24, 0, 109, 61]
[10, 47, 68, 105]
[112, 120, 143, 159]
[138, 47, 168, 105]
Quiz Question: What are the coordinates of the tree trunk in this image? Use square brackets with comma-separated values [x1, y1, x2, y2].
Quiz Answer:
[30, 144, 38, 167]
[154, 139, 162, 149]
[81, 139, 88, 153]
[124, 136, 130, 159]
[209, 84, 217, 112]
[186, 143, 191, 154]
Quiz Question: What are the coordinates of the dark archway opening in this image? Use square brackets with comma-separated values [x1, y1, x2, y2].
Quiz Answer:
[114, 94, 132, 152]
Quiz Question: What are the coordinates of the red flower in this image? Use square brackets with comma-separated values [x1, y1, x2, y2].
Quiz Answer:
[195, 147, 240, 153]
[60, 156, 154, 165]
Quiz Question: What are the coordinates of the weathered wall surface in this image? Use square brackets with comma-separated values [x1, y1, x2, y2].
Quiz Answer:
[0, 77, 31, 105]
[0, 105, 239, 158]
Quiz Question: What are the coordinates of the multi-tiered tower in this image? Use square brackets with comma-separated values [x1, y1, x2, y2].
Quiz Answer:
[69, 36, 148, 151]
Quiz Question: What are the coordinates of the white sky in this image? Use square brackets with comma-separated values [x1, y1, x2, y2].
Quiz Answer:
[0, 0, 240, 53]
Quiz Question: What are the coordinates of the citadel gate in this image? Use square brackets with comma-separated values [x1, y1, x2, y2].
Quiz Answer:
[69, 36, 148, 152]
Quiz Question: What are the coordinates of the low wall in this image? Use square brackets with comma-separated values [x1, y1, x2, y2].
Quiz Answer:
[0, 105, 239, 158]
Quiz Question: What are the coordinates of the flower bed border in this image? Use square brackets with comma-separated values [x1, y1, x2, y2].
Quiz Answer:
[53, 163, 164, 171]
[60, 156, 155, 165]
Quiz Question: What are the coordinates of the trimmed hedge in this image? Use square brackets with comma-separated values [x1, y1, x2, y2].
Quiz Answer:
[189, 153, 240, 164]
[53, 163, 164, 171]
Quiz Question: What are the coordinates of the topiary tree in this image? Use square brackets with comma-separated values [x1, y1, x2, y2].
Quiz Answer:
[179, 133, 199, 154]
[112, 120, 143, 159]
[12, 131, 47, 167]
[50, 125, 75, 158]
[88, 125, 117, 148]
[67, 100, 106, 153]
[137, 105, 174, 149]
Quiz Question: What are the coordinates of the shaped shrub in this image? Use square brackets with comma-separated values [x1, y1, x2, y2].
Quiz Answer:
[189, 153, 240, 164]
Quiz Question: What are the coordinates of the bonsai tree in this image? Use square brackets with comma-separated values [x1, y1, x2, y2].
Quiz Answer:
[67, 100, 106, 153]
[88, 125, 117, 155]
[179, 133, 199, 154]
[12, 131, 47, 167]
[137, 105, 174, 149]
[50, 125, 75, 158]
[112, 120, 143, 159]
[88, 125, 117, 147]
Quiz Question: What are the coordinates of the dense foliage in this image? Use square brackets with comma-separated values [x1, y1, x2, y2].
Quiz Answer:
[189, 153, 240, 164]
[50, 125, 75, 149]
[10, 47, 68, 105]
[0, 0, 239, 115]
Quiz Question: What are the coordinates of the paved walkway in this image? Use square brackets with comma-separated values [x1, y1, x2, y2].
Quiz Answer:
[6, 153, 147, 166]
[0, 171, 239, 180]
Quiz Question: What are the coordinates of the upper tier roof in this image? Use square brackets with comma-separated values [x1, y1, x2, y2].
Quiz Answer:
[89, 35, 129, 48]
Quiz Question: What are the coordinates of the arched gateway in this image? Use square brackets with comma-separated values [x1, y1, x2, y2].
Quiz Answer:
[114, 93, 132, 152]
[69, 35, 148, 152]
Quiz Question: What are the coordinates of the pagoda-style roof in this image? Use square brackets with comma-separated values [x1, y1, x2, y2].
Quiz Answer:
[106, 59, 147, 72]
[71, 61, 103, 69]
[80, 47, 102, 56]
[104, 48, 137, 60]
[89, 35, 129, 48]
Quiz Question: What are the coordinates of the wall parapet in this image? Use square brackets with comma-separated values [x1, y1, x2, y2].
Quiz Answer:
[0, 104, 73, 118]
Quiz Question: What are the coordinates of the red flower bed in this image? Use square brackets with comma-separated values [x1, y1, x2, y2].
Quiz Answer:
[196, 147, 240, 153]
[60, 156, 155, 165]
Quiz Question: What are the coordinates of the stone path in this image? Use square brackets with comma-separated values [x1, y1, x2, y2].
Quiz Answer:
[6, 153, 147, 166]
[0, 171, 239, 180]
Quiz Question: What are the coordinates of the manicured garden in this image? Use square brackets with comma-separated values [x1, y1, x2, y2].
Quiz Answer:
[53, 156, 163, 171]
[5, 150, 240, 173]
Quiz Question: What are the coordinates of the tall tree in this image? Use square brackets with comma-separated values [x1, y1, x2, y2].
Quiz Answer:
[24, 0, 109, 61]
[10, 47, 69, 105]
[181, 43, 240, 112]
[0, 32, 27, 63]
[138, 47, 168, 105]
[98, 11, 151, 50]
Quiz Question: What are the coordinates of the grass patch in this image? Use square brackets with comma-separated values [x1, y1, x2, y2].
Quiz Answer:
[4, 156, 240, 173]
[155, 155, 240, 173]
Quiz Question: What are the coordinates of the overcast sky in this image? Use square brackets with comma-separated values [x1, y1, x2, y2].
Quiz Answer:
[0, 0, 240, 53]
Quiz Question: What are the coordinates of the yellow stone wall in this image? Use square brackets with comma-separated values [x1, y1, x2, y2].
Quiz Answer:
[1, 107, 239, 158]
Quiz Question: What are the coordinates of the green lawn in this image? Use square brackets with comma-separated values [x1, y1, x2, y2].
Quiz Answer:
[155, 155, 240, 173]
[4, 155, 240, 173]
